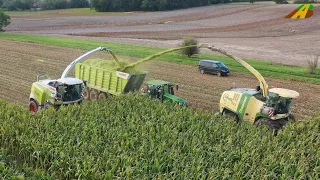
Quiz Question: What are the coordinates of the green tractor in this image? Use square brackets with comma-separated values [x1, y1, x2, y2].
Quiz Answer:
[141, 80, 188, 107]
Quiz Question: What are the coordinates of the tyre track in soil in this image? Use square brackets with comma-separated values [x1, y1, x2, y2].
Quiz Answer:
[0, 40, 319, 120]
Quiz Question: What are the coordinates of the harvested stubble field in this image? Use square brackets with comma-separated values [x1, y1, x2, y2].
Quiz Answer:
[0, 40, 319, 120]
[5, 4, 320, 66]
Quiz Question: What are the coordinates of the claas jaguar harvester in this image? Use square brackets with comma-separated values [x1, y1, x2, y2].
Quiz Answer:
[29, 47, 112, 114]
[204, 45, 299, 134]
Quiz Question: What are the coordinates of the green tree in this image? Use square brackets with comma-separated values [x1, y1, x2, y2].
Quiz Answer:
[40, 0, 67, 10]
[70, 0, 89, 8]
[180, 37, 199, 57]
[0, 10, 10, 32]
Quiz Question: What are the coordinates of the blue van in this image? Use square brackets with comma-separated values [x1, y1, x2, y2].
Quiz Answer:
[198, 60, 230, 76]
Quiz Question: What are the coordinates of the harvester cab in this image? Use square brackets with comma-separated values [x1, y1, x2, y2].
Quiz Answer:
[204, 45, 299, 134]
[142, 80, 187, 106]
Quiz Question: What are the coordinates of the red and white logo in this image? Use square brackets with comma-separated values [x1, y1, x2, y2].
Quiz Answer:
[268, 108, 275, 117]
[116, 71, 130, 80]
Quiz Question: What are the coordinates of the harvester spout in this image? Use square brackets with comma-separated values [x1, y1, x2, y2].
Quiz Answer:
[61, 47, 121, 79]
[120, 45, 199, 72]
[204, 45, 269, 98]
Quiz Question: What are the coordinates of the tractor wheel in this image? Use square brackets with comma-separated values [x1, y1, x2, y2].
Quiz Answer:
[254, 118, 281, 136]
[200, 69, 205, 74]
[98, 92, 108, 100]
[222, 109, 239, 123]
[89, 89, 98, 102]
[83, 87, 90, 100]
[29, 100, 38, 115]
[217, 72, 221, 77]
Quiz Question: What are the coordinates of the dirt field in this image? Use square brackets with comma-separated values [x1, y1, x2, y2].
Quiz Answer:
[0, 40, 319, 120]
[5, 4, 320, 66]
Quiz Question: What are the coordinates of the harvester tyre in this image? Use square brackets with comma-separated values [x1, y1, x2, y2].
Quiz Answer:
[98, 92, 108, 100]
[29, 100, 38, 115]
[254, 118, 280, 136]
[222, 109, 239, 123]
[89, 89, 98, 102]
[83, 88, 90, 100]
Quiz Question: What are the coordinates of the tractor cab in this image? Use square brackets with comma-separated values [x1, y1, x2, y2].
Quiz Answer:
[145, 80, 177, 97]
[142, 80, 187, 106]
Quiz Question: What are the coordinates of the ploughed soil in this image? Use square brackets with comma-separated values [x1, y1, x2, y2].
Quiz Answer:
[0, 40, 319, 120]
[4, 3, 320, 66]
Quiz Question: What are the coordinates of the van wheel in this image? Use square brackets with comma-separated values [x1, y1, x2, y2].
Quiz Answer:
[200, 69, 205, 74]
[217, 72, 221, 77]
[89, 89, 98, 102]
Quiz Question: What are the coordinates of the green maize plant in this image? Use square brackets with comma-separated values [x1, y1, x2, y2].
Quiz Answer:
[0, 96, 320, 179]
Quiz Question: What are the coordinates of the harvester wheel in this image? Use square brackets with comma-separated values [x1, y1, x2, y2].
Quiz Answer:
[254, 118, 280, 136]
[98, 92, 108, 100]
[217, 72, 221, 77]
[89, 89, 98, 102]
[222, 109, 239, 123]
[29, 100, 38, 115]
[83, 88, 90, 100]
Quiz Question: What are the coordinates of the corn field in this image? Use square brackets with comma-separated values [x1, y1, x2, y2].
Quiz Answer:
[0, 94, 320, 179]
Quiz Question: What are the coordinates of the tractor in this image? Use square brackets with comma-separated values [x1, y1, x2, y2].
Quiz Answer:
[141, 80, 187, 106]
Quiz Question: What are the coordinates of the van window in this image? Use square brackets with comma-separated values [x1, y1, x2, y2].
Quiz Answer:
[203, 62, 212, 67]
[216, 62, 226, 68]
[212, 63, 218, 68]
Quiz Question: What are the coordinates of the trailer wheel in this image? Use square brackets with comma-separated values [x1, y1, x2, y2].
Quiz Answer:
[29, 100, 38, 115]
[89, 89, 98, 102]
[83, 88, 90, 100]
[98, 92, 108, 100]
[254, 118, 280, 136]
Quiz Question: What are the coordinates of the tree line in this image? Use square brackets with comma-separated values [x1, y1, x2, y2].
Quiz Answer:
[0, 0, 89, 11]
[0, 0, 275, 12]
[91, 0, 231, 12]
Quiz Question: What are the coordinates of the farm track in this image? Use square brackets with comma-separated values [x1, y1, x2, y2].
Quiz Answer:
[0, 40, 319, 120]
